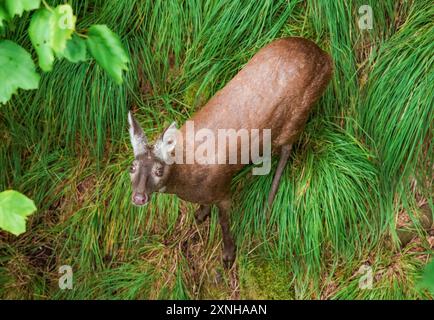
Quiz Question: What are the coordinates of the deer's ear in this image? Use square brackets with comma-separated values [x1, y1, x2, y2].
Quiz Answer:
[128, 111, 148, 156]
[154, 122, 178, 162]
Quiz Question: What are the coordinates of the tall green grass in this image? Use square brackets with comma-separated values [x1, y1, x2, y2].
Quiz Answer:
[0, 0, 432, 299]
[358, 0, 433, 240]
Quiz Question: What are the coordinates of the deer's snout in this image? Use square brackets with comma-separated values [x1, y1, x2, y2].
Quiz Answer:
[132, 193, 149, 206]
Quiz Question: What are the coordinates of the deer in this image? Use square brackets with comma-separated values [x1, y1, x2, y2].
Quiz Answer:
[127, 37, 333, 268]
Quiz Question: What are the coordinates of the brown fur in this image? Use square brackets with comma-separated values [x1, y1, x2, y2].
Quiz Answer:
[130, 37, 333, 267]
[165, 38, 332, 203]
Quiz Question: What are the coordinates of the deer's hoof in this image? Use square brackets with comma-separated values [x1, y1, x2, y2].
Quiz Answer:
[194, 206, 210, 224]
[222, 246, 236, 269]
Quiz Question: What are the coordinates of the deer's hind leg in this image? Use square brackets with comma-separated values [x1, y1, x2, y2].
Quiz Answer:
[267, 144, 292, 210]
[194, 204, 211, 224]
[216, 199, 236, 269]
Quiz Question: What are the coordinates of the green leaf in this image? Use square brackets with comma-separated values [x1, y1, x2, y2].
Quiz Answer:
[86, 24, 129, 84]
[0, 190, 36, 236]
[29, 5, 76, 71]
[29, 8, 55, 71]
[4, 0, 40, 18]
[62, 33, 87, 63]
[0, 40, 40, 104]
[0, 4, 9, 27]
[51, 4, 76, 54]
[419, 259, 434, 294]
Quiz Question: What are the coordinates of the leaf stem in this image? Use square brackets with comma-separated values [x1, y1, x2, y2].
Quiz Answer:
[41, 0, 54, 12]
[76, 32, 88, 39]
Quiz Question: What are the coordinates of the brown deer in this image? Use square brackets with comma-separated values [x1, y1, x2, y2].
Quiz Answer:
[128, 37, 333, 268]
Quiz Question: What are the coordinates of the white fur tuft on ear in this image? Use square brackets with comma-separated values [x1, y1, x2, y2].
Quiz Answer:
[128, 111, 148, 156]
[127, 111, 134, 128]
[154, 122, 178, 163]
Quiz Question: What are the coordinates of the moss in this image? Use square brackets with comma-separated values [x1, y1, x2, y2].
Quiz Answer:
[183, 81, 211, 110]
[240, 258, 294, 300]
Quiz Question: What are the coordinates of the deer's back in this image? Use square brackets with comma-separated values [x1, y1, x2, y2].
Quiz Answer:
[188, 37, 332, 144]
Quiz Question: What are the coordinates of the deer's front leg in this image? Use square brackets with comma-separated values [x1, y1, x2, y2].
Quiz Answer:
[194, 205, 211, 224]
[217, 199, 236, 268]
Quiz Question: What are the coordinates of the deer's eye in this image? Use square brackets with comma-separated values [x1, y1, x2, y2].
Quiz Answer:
[154, 167, 163, 177]
[130, 164, 136, 173]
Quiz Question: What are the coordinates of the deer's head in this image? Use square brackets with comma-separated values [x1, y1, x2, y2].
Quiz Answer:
[127, 112, 177, 206]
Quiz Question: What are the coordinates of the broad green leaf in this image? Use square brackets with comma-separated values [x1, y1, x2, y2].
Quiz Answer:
[419, 259, 434, 294]
[4, 0, 40, 18]
[51, 4, 76, 54]
[86, 24, 129, 84]
[0, 4, 9, 27]
[0, 40, 40, 104]
[29, 5, 76, 71]
[62, 34, 86, 63]
[29, 8, 55, 71]
[0, 190, 36, 236]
